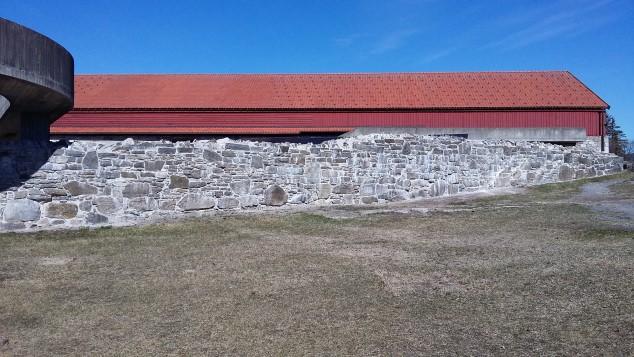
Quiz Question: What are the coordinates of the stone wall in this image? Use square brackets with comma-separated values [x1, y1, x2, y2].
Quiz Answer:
[0, 135, 623, 231]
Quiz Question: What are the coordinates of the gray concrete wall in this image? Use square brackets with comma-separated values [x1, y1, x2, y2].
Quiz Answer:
[0, 18, 74, 140]
[0, 19, 73, 101]
[0, 95, 8, 119]
[344, 127, 589, 143]
[0, 135, 623, 231]
[583, 136, 605, 152]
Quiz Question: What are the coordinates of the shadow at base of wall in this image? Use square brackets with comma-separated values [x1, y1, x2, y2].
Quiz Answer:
[0, 140, 68, 192]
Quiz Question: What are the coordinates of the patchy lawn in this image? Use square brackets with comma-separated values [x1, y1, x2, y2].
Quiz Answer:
[1, 173, 633, 355]
[609, 175, 634, 199]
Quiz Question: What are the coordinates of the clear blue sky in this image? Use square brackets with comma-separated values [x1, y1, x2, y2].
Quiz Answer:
[2, 0, 633, 138]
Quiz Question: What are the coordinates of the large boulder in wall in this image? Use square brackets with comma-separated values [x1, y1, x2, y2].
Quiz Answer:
[264, 185, 288, 206]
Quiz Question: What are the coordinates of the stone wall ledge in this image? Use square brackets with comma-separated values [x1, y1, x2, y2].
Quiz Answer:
[0, 135, 624, 232]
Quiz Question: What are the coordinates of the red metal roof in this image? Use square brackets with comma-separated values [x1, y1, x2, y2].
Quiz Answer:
[72, 71, 608, 111]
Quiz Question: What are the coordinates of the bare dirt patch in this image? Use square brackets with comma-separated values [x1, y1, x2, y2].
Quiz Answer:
[569, 173, 634, 226]
[38, 256, 75, 266]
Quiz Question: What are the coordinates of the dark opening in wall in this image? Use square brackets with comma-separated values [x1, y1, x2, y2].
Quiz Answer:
[544, 141, 578, 147]
[51, 132, 345, 144]
[428, 133, 469, 139]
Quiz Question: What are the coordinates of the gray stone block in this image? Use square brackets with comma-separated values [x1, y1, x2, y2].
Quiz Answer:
[145, 160, 165, 171]
[290, 154, 306, 165]
[86, 212, 108, 224]
[318, 183, 332, 199]
[82, 151, 98, 169]
[157, 147, 176, 155]
[64, 181, 98, 196]
[559, 164, 575, 181]
[95, 196, 120, 215]
[333, 183, 354, 194]
[264, 185, 287, 206]
[188, 181, 206, 188]
[238, 195, 259, 207]
[44, 202, 78, 219]
[230, 179, 251, 195]
[379, 189, 409, 202]
[431, 180, 448, 196]
[169, 175, 189, 189]
[203, 150, 222, 162]
[43, 188, 69, 197]
[158, 199, 176, 210]
[217, 197, 239, 209]
[225, 143, 250, 151]
[128, 197, 157, 211]
[65, 149, 84, 157]
[251, 155, 264, 168]
[361, 196, 378, 204]
[177, 194, 216, 211]
[101, 170, 121, 179]
[1, 222, 26, 230]
[304, 162, 321, 184]
[177, 147, 193, 153]
[121, 171, 138, 179]
[26, 189, 52, 202]
[79, 200, 92, 212]
[3, 199, 41, 222]
[360, 184, 375, 195]
[289, 193, 308, 204]
[122, 183, 150, 198]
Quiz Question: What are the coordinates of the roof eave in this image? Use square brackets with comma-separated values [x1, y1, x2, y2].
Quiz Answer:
[69, 106, 609, 112]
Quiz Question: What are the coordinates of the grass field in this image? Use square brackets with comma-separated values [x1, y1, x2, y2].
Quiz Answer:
[1, 173, 633, 355]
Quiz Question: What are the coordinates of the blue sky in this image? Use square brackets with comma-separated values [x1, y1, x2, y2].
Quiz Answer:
[2, 0, 633, 138]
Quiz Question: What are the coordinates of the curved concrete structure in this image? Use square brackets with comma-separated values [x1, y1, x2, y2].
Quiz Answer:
[0, 18, 73, 140]
[0, 95, 9, 118]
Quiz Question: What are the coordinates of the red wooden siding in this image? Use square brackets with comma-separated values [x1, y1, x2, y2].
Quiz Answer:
[51, 110, 603, 136]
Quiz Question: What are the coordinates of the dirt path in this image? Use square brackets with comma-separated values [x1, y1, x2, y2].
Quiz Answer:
[577, 179, 615, 199]
[570, 176, 634, 226]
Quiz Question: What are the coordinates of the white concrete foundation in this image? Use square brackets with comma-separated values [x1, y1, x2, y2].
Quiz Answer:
[344, 127, 589, 143]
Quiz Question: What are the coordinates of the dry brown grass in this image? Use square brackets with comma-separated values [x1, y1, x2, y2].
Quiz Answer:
[1, 174, 633, 355]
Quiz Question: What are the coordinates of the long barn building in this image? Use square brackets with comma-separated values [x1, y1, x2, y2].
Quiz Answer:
[51, 71, 609, 149]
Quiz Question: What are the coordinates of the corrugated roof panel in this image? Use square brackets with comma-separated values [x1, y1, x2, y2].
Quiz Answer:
[72, 71, 608, 110]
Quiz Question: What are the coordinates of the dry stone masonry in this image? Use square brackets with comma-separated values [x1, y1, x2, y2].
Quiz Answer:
[0, 135, 623, 231]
